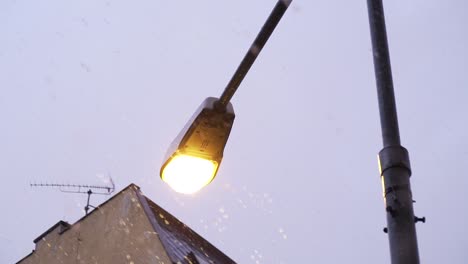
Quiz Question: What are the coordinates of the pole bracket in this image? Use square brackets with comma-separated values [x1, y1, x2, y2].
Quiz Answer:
[378, 146, 412, 176]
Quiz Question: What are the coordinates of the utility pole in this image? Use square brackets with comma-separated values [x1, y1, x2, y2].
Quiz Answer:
[366, 0, 423, 263]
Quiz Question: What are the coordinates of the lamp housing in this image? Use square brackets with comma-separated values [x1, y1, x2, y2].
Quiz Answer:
[160, 97, 235, 194]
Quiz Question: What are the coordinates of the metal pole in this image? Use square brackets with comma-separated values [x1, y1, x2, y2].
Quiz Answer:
[366, 0, 420, 263]
[85, 190, 92, 215]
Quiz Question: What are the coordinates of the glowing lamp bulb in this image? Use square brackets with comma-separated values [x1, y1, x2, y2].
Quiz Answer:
[160, 97, 234, 194]
[161, 154, 218, 194]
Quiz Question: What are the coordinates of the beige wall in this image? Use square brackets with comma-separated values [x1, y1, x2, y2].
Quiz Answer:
[19, 187, 171, 264]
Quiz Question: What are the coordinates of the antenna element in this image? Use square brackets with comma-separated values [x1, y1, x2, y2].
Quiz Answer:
[31, 178, 115, 215]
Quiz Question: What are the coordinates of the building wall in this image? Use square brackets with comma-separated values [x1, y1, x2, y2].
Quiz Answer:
[18, 187, 172, 264]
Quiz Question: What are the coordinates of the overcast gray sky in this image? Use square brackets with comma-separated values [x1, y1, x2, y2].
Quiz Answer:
[1, 0, 468, 263]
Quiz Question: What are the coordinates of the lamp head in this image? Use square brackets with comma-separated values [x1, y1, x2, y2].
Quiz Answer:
[160, 97, 235, 194]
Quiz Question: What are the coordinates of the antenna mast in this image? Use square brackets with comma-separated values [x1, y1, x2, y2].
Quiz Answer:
[31, 178, 115, 215]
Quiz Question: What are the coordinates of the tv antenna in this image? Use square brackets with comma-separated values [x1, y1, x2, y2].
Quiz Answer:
[31, 177, 115, 215]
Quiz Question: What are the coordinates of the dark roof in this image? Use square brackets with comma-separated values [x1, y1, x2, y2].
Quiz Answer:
[145, 198, 236, 264]
[136, 189, 236, 264]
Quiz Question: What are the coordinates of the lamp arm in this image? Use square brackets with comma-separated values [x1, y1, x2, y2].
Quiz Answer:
[217, 0, 292, 110]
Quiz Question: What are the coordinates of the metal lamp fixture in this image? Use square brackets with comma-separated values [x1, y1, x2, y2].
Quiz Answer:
[160, 0, 292, 194]
[161, 0, 422, 262]
[160, 98, 235, 194]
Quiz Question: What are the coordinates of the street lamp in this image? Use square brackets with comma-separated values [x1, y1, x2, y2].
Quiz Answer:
[160, 0, 422, 263]
[160, 97, 235, 194]
[160, 0, 291, 194]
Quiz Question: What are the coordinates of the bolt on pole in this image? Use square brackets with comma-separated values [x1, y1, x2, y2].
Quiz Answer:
[366, 0, 420, 263]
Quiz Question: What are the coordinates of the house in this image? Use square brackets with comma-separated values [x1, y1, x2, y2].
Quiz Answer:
[17, 184, 236, 264]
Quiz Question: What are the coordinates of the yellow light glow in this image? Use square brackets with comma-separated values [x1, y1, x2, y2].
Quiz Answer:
[161, 154, 218, 194]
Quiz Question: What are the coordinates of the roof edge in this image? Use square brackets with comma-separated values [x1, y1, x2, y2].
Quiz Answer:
[32, 183, 140, 244]
[33, 221, 70, 244]
[15, 250, 34, 264]
[72, 183, 140, 224]
[134, 187, 173, 262]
